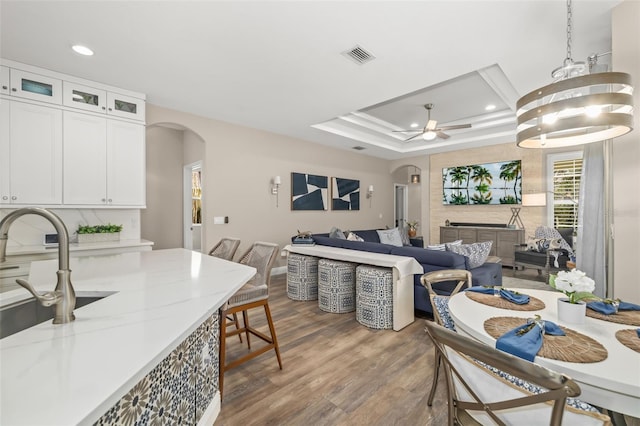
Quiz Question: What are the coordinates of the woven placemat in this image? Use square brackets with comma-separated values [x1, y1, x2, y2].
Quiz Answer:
[465, 291, 545, 311]
[615, 329, 640, 353]
[484, 316, 608, 363]
[586, 309, 640, 327]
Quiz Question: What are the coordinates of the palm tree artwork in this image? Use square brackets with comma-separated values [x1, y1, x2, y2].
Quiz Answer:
[442, 160, 521, 205]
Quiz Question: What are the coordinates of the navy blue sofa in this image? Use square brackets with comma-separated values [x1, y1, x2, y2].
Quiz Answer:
[308, 229, 502, 315]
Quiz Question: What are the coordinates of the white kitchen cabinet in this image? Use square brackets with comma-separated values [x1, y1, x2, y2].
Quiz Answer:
[62, 81, 107, 114]
[63, 111, 145, 206]
[0, 100, 63, 205]
[107, 92, 145, 122]
[9, 68, 62, 105]
[0, 66, 9, 95]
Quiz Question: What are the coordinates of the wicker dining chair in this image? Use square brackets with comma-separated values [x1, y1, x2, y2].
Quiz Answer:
[424, 321, 611, 425]
[219, 241, 282, 397]
[208, 237, 241, 261]
[420, 269, 472, 406]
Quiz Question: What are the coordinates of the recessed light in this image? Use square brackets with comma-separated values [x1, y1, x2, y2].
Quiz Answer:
[410, 123, 419, 128]
[485, 104, 496, 111]
[72, 45, 94, 56]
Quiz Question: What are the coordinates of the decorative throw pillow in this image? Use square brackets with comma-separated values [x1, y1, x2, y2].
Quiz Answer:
[399, 226, 411, 246]
[444, 240, 463, 251]
[448, 241, 493, 269]
[346, 232, 364, 242]
[526, 237, 562, 252]
[426, 243, 446, 251]
[329, 227, 346, 239]
[377, 228, 403, 247]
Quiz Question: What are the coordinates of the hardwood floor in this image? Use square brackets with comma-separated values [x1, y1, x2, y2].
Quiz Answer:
[215, 273, 448, 425]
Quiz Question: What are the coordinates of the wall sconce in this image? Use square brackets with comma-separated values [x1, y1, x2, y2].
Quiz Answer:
[366, 185, 374, 207]
[410, 166, 420, 184]
[272, 175, 281, 207]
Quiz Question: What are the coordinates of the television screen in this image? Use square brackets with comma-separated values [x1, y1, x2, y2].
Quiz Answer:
[442, 160, 521, 205]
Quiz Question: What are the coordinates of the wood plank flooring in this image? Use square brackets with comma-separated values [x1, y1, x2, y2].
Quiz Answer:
[214, 273, 448, 425]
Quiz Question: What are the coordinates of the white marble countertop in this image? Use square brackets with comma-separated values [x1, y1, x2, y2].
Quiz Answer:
[0, 248, 255, 425]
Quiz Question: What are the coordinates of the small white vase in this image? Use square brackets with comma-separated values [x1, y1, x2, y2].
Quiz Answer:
[557, 297, 586, 324]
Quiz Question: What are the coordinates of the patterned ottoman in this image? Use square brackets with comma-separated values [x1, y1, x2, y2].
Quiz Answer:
[318, 259, 356, 313]
[287, 253, 319, 301]
[356, 265, 393, 329]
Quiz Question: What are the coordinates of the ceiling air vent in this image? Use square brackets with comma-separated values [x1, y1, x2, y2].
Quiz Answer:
[352, 146, 366, 151]
[342, 45, 375, 65]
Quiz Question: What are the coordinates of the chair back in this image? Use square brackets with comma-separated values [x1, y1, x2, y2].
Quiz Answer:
[238, 241, 279, 288]
[424, 321, 610, 426]
[420, 269, 471, 326]
[209, 237, 241, 261]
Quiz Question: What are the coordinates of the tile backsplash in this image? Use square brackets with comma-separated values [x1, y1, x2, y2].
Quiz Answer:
[0, 208, 141, 248]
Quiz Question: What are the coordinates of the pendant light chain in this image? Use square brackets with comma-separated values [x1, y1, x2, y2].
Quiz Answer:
[566, 0, 573, 61]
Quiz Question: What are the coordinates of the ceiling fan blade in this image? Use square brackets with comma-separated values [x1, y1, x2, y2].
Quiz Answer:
[426, 119, 438, 131]
[404, 133, 423, 142]
[392, 129, 421, 133]
[436, 131, 450, 140]
[438, 124, 472, 131]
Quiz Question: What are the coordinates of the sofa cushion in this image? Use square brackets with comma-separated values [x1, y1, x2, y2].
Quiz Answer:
[329, 227, 346, 239]
[448, 241, 493, 269]
[390, 246, 466, 269]
[526, 237, 562, 252]
[399, 227, 411, 246]
[341, 239, 392, 254]
[312, 235, 344, 248]
[445, 240, 463, 251]
[346, 232, 365, 242]
[427, 243, 446, 251]
[350, 229, 381, 243]
[376, 228, 403, 247]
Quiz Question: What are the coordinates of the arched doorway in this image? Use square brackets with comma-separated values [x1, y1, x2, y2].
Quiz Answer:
[142, 123, 205, 251]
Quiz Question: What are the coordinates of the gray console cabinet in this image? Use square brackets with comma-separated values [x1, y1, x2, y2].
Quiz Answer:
[440, 226, 525, 267]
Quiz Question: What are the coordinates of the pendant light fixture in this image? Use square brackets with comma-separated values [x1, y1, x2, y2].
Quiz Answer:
[516, 0, 634, 149]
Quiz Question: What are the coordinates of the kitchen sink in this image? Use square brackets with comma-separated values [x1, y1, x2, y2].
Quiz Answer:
[0, 294, 112, 339]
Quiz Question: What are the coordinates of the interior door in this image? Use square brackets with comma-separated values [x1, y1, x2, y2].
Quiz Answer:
[394, 184, 408, 228]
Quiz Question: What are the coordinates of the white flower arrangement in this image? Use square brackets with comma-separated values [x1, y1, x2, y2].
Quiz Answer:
[549, 268, 596, 304]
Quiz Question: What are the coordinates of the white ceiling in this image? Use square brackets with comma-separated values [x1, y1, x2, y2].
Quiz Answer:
[0, 0, 621, 159]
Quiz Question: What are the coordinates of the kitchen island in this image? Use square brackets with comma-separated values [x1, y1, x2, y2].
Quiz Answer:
[0, 248, 255, 425]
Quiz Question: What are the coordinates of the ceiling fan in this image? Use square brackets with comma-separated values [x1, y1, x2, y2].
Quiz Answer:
[394, 103, 472, 142]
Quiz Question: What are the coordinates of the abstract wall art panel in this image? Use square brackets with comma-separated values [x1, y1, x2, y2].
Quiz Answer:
[291, 172, 328, 210]
[442, 160, 522, 205]
[331, 177, 360, 211]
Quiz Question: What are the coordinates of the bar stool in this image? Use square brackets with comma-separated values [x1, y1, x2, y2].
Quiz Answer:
[286, 253, 319, 301]
[318, 259, 356, 313]
[355, 265, 393, 329]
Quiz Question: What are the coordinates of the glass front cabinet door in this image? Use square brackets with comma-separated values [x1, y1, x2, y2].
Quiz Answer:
[63, 82, 107, 114]
[107, 92, 145, 122]
[9, 69, 62, 104]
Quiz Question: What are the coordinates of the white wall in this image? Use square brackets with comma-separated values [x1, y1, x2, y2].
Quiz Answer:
[146, 104, 396, 266]
[612, 0, 640, 302]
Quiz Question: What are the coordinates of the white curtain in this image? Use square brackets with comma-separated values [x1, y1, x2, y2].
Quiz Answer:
[577, 142, 606, 298]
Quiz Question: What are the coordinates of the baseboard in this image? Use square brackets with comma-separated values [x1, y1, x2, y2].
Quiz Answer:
[271, 266, 286, 276]
[197, 391, 221, 426]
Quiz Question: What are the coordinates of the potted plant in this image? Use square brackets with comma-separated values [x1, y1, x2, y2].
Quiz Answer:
[405, 220, 419, 238]
[549, 268, 596, 323]
[76, 223, 123, 243]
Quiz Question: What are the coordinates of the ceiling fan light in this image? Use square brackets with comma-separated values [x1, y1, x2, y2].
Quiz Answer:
[422, 131, 437, 141]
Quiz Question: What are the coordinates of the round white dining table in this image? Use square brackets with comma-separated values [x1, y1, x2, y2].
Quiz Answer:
[448, 288, 640, 418]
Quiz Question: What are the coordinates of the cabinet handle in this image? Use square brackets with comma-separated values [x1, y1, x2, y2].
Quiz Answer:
[2, 196, 8, 200]
[11, 88, 17, 92]
[1, 85, 7, 90]
[108, 198, 113, 203]
[108, 108, 113, 111]
[102, 106, 106, 110]
[11, 196, 17, 200]
[101, 198, 106, 202]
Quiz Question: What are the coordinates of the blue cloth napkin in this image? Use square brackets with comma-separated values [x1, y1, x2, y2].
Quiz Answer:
[499, 289, 530, 305]
[496, 320, 565, 362]
[587, 300, 640, 315]
[465, 286, 495, 295]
